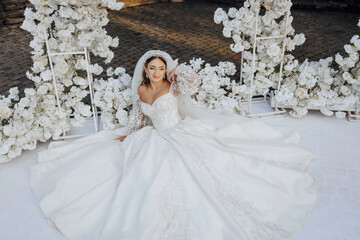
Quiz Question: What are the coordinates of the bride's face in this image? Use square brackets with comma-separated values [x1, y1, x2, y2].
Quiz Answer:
[144, 58, 166, 83]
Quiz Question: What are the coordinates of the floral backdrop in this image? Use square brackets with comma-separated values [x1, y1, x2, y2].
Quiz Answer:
[0, 0, 359, 163]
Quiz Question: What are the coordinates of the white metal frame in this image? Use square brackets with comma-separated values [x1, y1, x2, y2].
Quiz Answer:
[239, 9, 290, 119]
[347, 103, 360, 122]
[43, 26, 99, 139]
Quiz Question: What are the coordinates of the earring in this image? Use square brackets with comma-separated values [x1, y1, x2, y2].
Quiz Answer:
[163, 75, 166, 80]
[146, 73, 148, 79]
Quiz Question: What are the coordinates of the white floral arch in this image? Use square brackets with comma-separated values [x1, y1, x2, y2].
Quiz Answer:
[0, 0, 359, 163]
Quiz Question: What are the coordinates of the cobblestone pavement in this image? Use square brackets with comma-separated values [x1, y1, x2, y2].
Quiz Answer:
[0, 0, 359, 96]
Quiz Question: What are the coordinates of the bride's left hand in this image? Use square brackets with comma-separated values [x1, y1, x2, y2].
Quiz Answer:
[168, 69, 177, 83]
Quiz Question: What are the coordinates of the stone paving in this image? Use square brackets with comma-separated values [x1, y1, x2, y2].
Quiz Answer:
[0, 0, 359, 97]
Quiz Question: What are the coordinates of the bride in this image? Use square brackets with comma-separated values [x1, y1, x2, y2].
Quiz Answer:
[30, 50, 317, 240]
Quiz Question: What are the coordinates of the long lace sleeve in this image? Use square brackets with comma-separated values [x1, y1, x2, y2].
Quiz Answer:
[171, 65, 201, 96]
[126, 94, 146, 136]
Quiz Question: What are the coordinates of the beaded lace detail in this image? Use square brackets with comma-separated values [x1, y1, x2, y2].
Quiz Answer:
[127, 66, 201, 134]
[126, 94, 147, 136]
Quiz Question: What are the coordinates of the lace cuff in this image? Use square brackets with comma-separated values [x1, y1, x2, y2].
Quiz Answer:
[171, 65, 201, 96]
[126, 94, 146, 136]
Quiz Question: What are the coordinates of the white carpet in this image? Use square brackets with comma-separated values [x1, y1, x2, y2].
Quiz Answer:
[1, 111, 359, 240]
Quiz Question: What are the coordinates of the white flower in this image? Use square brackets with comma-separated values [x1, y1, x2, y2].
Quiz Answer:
[267, 43, 281, 57]
[295, 87, 308, 99]
[344, 44, 355, 54]
[335, 111, 346, 119]
[57, 29, 71, 41]
[342, 72, 353, 81]
[264, 2, 273, 10]
[90, 64, 103, 75]
[40, 70, 52, 81]
[114, 67, 125, 76]
[351, 35, 360, 50]
[37, 85, 48, 95]
[116, 108, 128, 126]
[223, 27, 232, 38]
[0, 104, 12, 119]
[320, 108, 333, 116]
[9, 87, 19, 100]
[63, 79, 73, 87]
[340, 85, 351, 96]
[214, 8, 227, 24]
[232, 85, 239, 94]
[48, 38, 59, 50]
[59, 6, 73, 18]
[230, 43, 244, 53]
[32, 55, 48, 68]
[32, 61, 45, 73]
[228, 8, 238, 18]
[55, 60, 69, 74]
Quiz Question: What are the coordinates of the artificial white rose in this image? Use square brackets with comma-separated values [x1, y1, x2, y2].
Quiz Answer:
[342, 71, 353, 81]
[344, 44, 354, 54]
[335, 53, 344, 66]
[59, 6, 73, 18]
[350, 35, 360, 50]
[264, 1, 273, 10]
[230, 43, 244, 53]
[251, 1, 260, 12]
[32, 55, 48, 68]
[90, 64, 103, 75]
[116, 108, 129, 126]
[48, 38, 59, 50]
[335, 111, 346, 119]
[223, 27, 232, 38]
[266, 43, 281, 57]
[0, 104, 12, 119]
[340, 85, 351, 96]
[114, 67, 126, 76]
[57, 29, 71, 41]
[349, 53, 359, 63]
[9, 87, 19, 100]
[294, 33, 306, 46]
[295, 87, 308, 99]
[63, 78, 73, 87]
[32, 61, 45, 73]
[55, 60, 69, 74]
[37, 85, 48, 95]
[40, 70, 52, 81]
[319, 108, 333, 116]
[232, 85, 240, 94]
[24, 88, 36, 96]
[214, 8, 227, 24]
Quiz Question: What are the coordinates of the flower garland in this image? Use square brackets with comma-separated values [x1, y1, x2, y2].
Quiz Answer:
[0, 0, 124, 163]
[215, 0, 360, 117]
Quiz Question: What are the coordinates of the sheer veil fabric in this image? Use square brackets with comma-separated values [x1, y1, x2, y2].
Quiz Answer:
[30, 50, 317, 240]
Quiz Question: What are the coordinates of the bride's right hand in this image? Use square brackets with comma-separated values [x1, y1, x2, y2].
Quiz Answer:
[115, 136, 126, 142]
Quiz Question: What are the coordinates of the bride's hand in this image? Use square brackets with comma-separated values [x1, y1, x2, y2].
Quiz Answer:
[115, 136, 126, 142]
[168, 68, 177, 83]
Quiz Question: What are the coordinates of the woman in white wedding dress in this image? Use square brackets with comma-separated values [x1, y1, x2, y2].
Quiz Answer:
[30, 50, 317, 240]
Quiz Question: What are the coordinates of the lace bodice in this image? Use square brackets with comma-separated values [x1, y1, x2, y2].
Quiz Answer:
[125, 65, 201, 136]
[141, 91, 181, 132]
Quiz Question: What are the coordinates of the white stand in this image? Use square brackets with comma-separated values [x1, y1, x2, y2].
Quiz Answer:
[43, 26, 99, 139]
[239, 9, 290, 119]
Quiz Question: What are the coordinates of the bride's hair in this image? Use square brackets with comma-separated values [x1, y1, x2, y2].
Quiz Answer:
[142, 56, 168, 85]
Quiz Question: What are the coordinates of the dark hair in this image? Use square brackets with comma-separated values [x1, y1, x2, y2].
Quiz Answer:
[142, 56, 168, 85]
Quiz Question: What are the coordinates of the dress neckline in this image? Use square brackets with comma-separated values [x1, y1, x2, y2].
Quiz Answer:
[140, 91, 172, 107]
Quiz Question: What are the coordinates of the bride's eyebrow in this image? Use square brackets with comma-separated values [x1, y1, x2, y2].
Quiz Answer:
[149, 65, 165, 68]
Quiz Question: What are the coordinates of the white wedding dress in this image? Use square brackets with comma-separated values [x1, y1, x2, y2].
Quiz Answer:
[30, 80, 317, 240]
